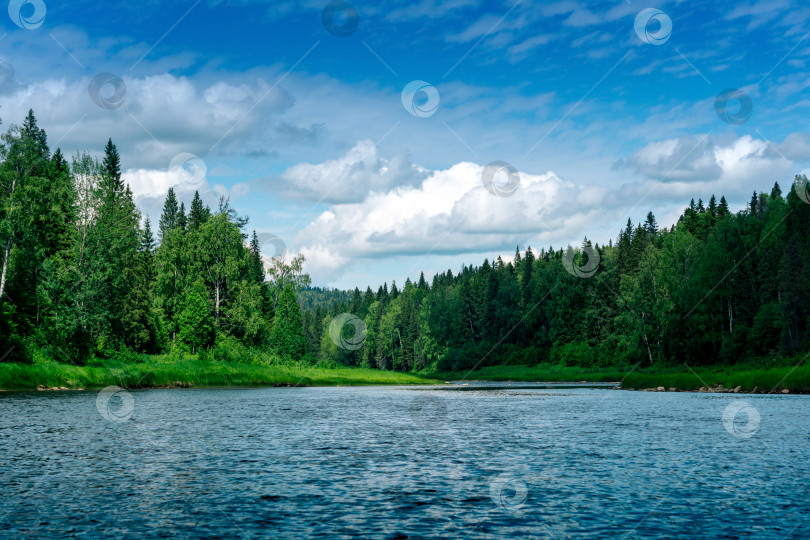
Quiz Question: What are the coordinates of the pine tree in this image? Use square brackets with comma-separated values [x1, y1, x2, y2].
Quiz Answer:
[178, 202, 187, 230]
[718, 195, 730, 218]
[158, 188, 179, 242]
[270, 284, 306, 359]
[101, 138, 122, 195]
[142, 217, 155, 254]
[644, 212, 658, 238]
[521, 246, 534, 307]
[188, 191, 210, 231]
[417, 272, 428, 290]
[770, 182, 782, 200]
[121, 218, 158, 352]
[0, 109, 51, 310]
[362, 286, 375, 309]
[78, 137, 141, 349]
[248, 230, 265, 284]
[154, 188, 186, 342]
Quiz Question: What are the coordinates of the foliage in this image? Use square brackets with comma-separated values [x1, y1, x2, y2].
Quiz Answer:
[177, 279, 215, 353]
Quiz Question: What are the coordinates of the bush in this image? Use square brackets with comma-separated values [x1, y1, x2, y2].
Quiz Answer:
[315, 358, 339, 369]
[202, 335, 285, 366]
[116, 347, 143, 364]
[551, 341, 594, 367]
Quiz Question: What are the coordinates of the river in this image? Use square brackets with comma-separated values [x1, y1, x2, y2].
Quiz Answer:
[1, 384, 807, 538]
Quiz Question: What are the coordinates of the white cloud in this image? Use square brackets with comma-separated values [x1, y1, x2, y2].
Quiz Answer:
[0, 71, 296, 170]
[292, 136, 806, 284]
[260, 139, 427, 203]
[616, 135, 722, 182]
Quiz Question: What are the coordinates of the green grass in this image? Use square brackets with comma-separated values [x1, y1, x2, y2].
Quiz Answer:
[429, 362, 810, 392]
[621, 363, 810, 392]
[0, 355, 442, 390]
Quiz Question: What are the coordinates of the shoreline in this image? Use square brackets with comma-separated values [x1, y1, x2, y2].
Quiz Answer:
[22, 384, 804, 394]
[3, 358, 809, 394]
[0, 357, 443, 391]
[429, 362, 810, 394]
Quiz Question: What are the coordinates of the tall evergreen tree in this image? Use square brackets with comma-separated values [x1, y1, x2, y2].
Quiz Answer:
[270, 284, 306, 359]
[158, 188, 179, 242]
[248, 230, 265, 284]
[188, 191, 210, 231]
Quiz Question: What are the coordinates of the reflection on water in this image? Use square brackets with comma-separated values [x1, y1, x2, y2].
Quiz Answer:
[0, 386, 808, 538]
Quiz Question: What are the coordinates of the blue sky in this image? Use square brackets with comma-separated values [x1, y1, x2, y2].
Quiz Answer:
[3, 0, 810, 288]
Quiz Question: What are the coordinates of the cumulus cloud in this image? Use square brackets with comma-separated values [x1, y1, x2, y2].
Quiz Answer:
[259, 139, 427, 203]
[614, 134, 803, 187]
[615, 135, 722, 182]
[292, 149, 592, 282]
[124, 166, 215, 199]
[0, 71, 299, 170]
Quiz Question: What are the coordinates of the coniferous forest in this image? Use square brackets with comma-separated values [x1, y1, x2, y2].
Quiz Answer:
[2, 110, 810, 373]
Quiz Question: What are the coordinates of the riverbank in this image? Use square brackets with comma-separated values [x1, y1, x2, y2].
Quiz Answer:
[0, 356, 442, 391]
[5, 357, 808, 393]
[430, 362, 810, 393]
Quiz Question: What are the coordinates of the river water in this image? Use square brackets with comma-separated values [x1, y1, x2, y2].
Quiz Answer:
[1, 384, 808, 538]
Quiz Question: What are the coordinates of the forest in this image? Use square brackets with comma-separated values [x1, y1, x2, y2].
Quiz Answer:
[1, 110, 809, 373]
[304, 182, 810, 372]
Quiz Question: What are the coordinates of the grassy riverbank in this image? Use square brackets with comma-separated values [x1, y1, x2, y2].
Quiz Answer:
[430, 362, 810, 393]
[5, 356, 808, 393]
[0, 355, 441, 391]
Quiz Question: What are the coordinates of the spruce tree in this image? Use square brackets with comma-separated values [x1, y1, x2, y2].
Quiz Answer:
[248, 230, 265, 284]
[158, 188, 179, 242]
[101, 138, 122, 195]
[270, 284, 305, 359]
[718, 195, 730, 218]
[178, 202, 187, 230]
[188, 191, 209, 230]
